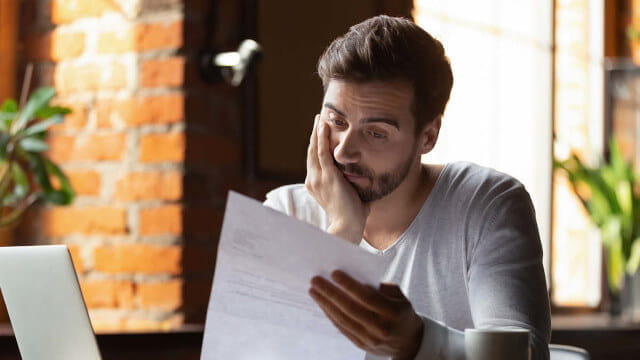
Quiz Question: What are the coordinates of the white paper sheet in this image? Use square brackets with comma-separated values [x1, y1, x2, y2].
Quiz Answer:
[201, 191, 389, 360]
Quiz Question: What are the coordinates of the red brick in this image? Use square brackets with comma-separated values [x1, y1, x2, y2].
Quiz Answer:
[93, 244, 182, 274]
[48, 133, 126, 162]
[137, 280, 183, 310]
[54, 62, 128, 94]
[96, 95, 184, 128]
[97, 21, 183, 54]
[25, 31, 85, 61]
[51, 0, 118, 24]
[67, 244, 84, 273]
[141, 57, 185, 88]
[65, 170, 101, 196]
[49, 103, 88, 131]
[80, 280, 135, 309]
[115, 171, 182, 201]
[139, 205, 182, 236]
[43, 207, 128, 237]
[139, 133, 185, 163]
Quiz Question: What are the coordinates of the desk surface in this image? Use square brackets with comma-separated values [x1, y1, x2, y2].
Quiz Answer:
[2, 316, 640, 360]
[552, 313, 640, 331]
[0, 323, 205, 360]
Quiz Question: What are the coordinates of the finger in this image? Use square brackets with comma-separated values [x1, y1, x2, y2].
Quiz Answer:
[306, 115, 320, 172]
[311, 276, 389, 336]
[309, 287, 370, 349]
[317, 120, 338, 174]
[378, 283, 406, 300]
[330, 271, 399, 317]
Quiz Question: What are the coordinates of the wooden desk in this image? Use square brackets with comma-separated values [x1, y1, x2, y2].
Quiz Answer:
[0, 324, 204, 360]
[2, 315, 639, 359]
[551, 313, 640, 360]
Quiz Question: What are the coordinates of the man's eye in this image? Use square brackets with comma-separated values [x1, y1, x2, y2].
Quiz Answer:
[369, 130, 387, 139]
[332, 118, 346, 126]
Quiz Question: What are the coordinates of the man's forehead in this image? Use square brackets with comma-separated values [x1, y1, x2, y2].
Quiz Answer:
[322, 79, 414, 117]
[324, 79, 412, 96]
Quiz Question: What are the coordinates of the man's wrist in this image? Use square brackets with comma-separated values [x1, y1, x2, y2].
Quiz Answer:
[327, 222, 364, 244]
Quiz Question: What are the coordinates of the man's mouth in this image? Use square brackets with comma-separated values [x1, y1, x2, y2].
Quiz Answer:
[342, 172, 368, 183]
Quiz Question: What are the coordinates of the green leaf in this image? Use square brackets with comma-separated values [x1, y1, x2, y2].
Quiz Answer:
[19, 137, 50, 152]
[42, 158, 74, 205]
[607, 241, 625, 294]
[0, 111, 16, 132]
[21, 114, 63, 137]
[34, 105, 71, 119]
[0, 99, 18, 113]
[609, 138, 630, 182]
[0, 133, 9, 158]
[0, 161, 13, 201]
[601, 217, 622, 247]
[28, 153, 51, 191]
[626, 239, 640, 275]
[11, 162, 29, 199]
[12, 87, 56, 134]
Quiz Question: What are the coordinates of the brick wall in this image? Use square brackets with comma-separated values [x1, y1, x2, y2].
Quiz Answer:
[15, 0, 247, 330]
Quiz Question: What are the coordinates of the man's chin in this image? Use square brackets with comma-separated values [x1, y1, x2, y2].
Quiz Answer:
[351, 184, 383, 203]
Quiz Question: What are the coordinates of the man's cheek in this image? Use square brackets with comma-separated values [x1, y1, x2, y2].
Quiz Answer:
[329, 132, 339, 154]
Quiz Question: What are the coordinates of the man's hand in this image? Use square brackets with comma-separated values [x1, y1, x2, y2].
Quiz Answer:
[309, 270, 424, 360]
[305, 114, 369, 243]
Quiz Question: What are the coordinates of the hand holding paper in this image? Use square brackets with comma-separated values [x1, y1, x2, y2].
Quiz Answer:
[310, 270, 424, 360]
[201, 192, 389, 360]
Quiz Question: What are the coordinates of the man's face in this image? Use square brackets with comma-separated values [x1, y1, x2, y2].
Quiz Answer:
[320, 79, 421, 202]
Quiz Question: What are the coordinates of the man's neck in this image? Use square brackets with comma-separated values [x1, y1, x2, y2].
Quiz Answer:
[363, 162, 441, 250]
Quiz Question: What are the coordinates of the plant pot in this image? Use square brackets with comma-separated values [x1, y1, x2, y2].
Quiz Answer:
[608, 272, 640, 321]
[0, 226, 13, 323]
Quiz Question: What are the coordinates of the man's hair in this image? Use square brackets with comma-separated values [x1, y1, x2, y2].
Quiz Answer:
[317, 15, 453, 133]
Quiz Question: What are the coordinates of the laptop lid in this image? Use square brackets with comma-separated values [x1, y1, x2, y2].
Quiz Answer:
[0, 245, 101, 360]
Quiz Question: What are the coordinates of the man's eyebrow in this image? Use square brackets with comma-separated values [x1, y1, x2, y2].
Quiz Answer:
[362, 117, 400, 130]
[323, 102, 400, 130]
[323, 103, 346, 117]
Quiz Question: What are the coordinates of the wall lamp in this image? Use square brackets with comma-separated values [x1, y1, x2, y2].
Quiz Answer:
[200, 39, 262, 86]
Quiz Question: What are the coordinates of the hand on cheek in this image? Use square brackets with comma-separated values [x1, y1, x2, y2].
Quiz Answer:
[305, 114, 369, 243]
[309, 270, 424, 360]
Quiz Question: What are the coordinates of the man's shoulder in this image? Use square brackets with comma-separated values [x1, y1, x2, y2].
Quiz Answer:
[265, 184, 311, 205]
[264, 184, 325, 222]
[264, 184, 329, 229]
[443, 161, 525, 197]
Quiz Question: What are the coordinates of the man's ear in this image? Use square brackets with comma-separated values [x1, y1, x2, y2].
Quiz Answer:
[417, 116, 441, 155]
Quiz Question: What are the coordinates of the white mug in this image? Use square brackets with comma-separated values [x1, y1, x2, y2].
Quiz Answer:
[464, 328, 531, 360]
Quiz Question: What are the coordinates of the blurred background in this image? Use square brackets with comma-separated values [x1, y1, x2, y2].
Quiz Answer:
[1, 0, 640, 359]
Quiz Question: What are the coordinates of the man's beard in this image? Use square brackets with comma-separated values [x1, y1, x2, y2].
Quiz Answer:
[334, 154, 415, 203]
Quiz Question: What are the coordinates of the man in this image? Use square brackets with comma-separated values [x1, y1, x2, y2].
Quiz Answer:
[264, 15, 550, 360]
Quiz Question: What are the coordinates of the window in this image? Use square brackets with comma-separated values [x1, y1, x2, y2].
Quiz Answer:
[414, 0, 554, 282]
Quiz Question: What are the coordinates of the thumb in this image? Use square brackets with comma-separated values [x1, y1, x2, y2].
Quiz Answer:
[379, 282, 406, 299]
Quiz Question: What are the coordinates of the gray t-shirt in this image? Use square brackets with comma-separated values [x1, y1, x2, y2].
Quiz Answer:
[264, 161, 550, 360]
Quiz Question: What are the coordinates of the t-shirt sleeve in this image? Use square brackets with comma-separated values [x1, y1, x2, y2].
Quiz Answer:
[263, 187, 294, 215]
[466, 186, 550, 360]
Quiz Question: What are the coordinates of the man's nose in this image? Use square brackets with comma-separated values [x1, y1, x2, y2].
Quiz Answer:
[333, 129, 360, 164]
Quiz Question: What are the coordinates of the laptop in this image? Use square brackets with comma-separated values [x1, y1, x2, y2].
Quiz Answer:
[0, 245, 102, 360]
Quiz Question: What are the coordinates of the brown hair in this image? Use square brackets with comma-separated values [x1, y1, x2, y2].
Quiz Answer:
[317, 15, 453, 133]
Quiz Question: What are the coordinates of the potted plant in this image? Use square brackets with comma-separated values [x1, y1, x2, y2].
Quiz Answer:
[0, 86, 75, 231]
[554, 139, 640, 318]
